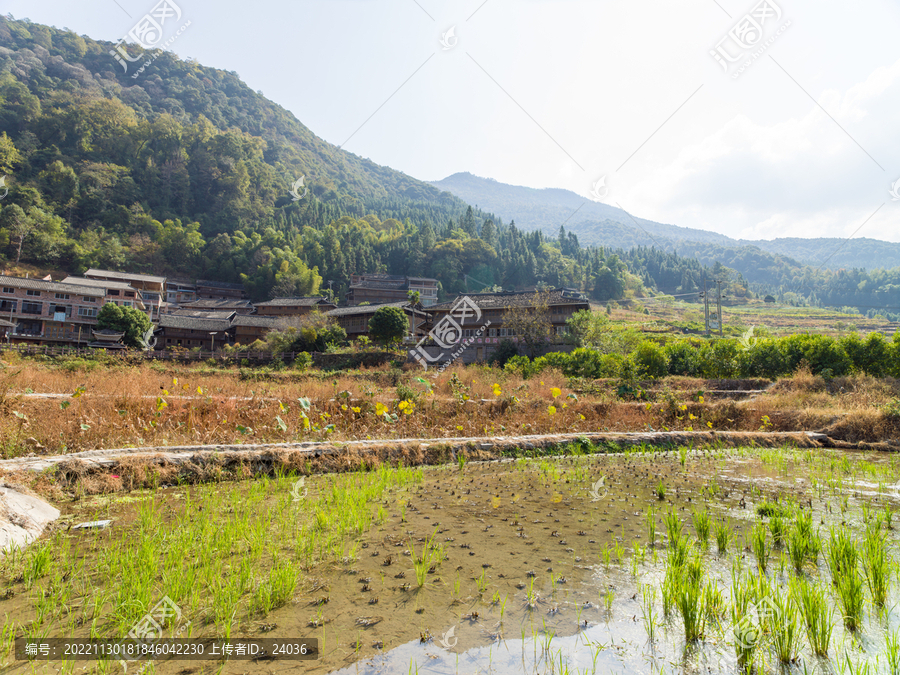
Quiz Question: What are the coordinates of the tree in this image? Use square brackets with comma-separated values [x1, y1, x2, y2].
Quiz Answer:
[368, 306, 408, 345]
[0, 204, 33, 263]
[96, 303, 152, 349]
[407, 289, 420, 306]
[503, 291, 554, 358]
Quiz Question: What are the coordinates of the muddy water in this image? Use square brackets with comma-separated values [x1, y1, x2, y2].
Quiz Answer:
[6, 446, 900, 675]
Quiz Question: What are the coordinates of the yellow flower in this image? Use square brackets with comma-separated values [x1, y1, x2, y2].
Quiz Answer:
[173, 377, 178, 386]
[403, 403, 415, 415]
[375, 402, 387, 416]
[540, 381, 544, 386]
[456, 425, 464, 431]
[551, 387, 561, 399]
[707, 421, 713, 428]
[579, 414, 586, 421]
[548, 405, 557, 416]
[351, 406, 361, 414]
[689, 413, 697, 421]
[680, 404, 687, 411]
[698, 396, 704, 403]
[398, 401, 408, 411]
[341, 404, 348, 411]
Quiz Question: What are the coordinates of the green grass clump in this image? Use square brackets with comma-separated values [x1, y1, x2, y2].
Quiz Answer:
[861, 526, 890, 608]
[691, 509, 710, 548]
[791, 577, 833, 657]
[756, 499, 792, 519]
[750, 523, 769, 573]
[714, 520, 730, 554]
[664, 508, 683, 548]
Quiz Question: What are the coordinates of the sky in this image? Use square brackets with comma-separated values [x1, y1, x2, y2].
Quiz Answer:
[5, 0, 900, 242]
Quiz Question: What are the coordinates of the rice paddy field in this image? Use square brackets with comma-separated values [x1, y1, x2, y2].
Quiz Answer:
[3, 443, 900, 674]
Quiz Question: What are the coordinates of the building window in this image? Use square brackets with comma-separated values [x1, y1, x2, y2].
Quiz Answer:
[83, 296, 95, 303]
[26, 289, 41, 297]
[108, 289, 119, 296]
[78, 307, 98, 318]
[0, 300, 16, 312]
[125, 292, 135, 298]
[55, 293, 70, 300]
[123, 301, 133, 308]
[21, 302, 42, 315]
[1, 287, 13, 295]
[489, 328, 497, 338]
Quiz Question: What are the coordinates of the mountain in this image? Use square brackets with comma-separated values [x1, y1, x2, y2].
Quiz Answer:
[746, 238, 900, 271]
[431, 172, 731, 248]
[431, 173, 900, 272]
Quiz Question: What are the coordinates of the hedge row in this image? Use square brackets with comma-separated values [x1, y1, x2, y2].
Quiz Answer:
[502, 332, 900, 381]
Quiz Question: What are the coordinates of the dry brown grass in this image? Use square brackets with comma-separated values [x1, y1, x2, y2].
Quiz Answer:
[1, 354, 899, 459]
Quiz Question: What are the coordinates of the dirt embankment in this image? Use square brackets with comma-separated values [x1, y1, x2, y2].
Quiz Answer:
[0, 430, 835, 499]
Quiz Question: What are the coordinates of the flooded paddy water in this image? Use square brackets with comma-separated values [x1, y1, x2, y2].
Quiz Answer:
[2, 444, 900, 675]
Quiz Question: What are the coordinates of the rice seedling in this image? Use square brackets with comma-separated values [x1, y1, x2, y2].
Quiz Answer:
[861, 526, 889, 608]
[791, 577, 832, 657]
[886, 628, 900, 675]
[664, 508, 683, 548]
[768, 515, 786, 547]
[640, 584, 658, 641]
[750, 523, 769, 572]
[656, 480, 666, 501]
[676, 554, 705, 641]
[787, 526, 809, 575]
[715, 520, 729, 554]
[702, 580, 725, 622]
[834, 564, 865, 632]
[691, 509, 710, 549]
[770, 587, 801, 664]
[645, 506, 657, 547]
[678, 445, 689, 467]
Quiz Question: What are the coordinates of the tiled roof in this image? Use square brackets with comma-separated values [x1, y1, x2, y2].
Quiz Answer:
[158, 314, 233, 331]
[180, 299, 253, 309]
[196, 279, 245, 290]
[327, 301, 408, 317]
[430, 289, 589, 311]
[0, 275, 104, 297]
[85, 269, 166, 284]
[231, 315, 279, 327]
[63, 276, 140, 293]
[169, 310, 237, 320]
[254, 297, 332, 307]
[327, 302, 429, 318]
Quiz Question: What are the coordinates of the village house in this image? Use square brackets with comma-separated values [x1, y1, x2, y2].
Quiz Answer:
[230, 314, 279, 345]
[346, 274, 439, 307]
[326, 302, 430, 339]
[0, 275, 105, 346]
[62, 277, 146, 312]
[83, 269, 166, 320]
[253, 297, 337, 317]
[196, 279, 248, 301]
[423, 289, 590, 362]
[165, 279, 198, 307]
[156, 314, 235, 350]
[176, 298, 255, 315]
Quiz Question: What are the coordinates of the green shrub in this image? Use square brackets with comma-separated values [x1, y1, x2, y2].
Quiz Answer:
[632, 341, 667, 379]
[488, 339, 520, 368]
[503, 355, 534, 379]
[293, 352, 312, 370]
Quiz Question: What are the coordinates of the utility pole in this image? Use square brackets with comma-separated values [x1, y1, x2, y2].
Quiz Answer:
[715, 279, 724, 337]
[702, 278, 710, 336]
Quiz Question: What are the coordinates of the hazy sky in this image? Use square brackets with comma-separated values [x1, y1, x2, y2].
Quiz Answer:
[6, 0, 900, 242]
